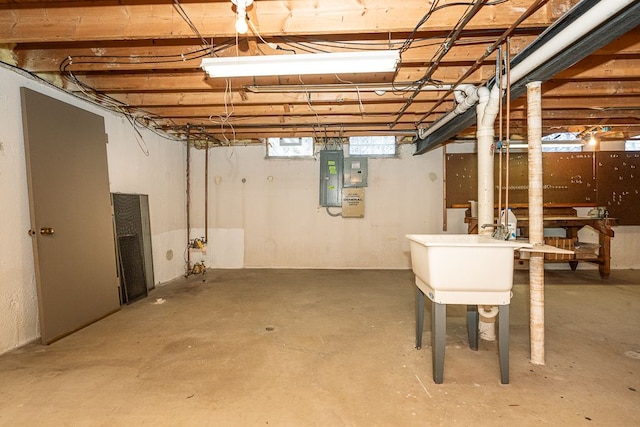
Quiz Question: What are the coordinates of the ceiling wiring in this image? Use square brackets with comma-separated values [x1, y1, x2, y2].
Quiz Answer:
[172, 0, 211, 48]
[56, 38, 237, 145]
[299, 76, 322, 130]
[411, 0, 550, 127]
[14, 0, 614, 145]
[391, 0, 491, 128]
[209, 79, 238, 145]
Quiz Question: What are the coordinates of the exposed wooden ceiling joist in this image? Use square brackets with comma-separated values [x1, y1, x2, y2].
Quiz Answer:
[1, 0, 637, 146]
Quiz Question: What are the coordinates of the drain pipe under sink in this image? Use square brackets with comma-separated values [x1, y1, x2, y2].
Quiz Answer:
[476, 84, 501, 340]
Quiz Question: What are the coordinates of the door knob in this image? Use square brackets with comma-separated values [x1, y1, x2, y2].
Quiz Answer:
[40, 227, 55, 236]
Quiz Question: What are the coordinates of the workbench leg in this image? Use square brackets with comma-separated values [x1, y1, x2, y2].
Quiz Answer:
[599, 233, 612, 279]
[415, 287, 425, 349]
[432, 302, 446, 384]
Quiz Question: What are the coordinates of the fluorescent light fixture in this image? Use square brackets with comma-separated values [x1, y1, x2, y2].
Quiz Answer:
[201, 50, 400, 78]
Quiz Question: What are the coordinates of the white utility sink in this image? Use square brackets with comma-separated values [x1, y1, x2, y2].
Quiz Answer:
[406, 234, 533, 305]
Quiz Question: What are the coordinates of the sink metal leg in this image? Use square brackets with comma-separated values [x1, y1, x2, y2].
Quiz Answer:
[432, 302, 446, 384]
[498, 304, 510, 384]
[466, 305, 479, 351]
[415, 287, 425, 349]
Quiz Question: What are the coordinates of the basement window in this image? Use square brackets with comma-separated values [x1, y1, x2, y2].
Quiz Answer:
[266, 137, 314, 158]
[540, 132, 583, 152]
[348, 135, 396, 156]
[625, 137, 640, 151]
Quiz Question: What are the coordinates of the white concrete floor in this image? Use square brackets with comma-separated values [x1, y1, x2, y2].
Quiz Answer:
[0, 269, 639, 426]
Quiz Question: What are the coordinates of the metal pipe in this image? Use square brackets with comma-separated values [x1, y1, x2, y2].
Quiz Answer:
[205, 141, 209, 244]
[186, 125, 192, 273]
[504, 37, 511, 230]
[442, 144, 447, 232]
[497, 45, 504, 222]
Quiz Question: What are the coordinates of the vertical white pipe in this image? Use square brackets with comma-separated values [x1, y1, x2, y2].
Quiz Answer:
[476, 85, 500, 340]
[476, 86, 494, 236]
[527, 81, 545, 365]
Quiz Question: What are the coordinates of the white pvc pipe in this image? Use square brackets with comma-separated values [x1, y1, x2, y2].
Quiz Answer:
[507, 0, 635, 85]
[476, 85, 501, 339]
[479, 304, 499, 341]
[476, 86, 498, 236]
[418, 0, 634, 139]
[419, 84, 478, 139]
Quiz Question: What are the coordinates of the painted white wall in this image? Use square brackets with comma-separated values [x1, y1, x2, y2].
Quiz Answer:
[103, 116, 187, 283]
[189, 143, 639, 270]
[187, 144, 445, 269]
[0, 68, 39, 354]
[0, 65, 186, 355]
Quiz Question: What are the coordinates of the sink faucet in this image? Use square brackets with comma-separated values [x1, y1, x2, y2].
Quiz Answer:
[481, 223, 509, 240]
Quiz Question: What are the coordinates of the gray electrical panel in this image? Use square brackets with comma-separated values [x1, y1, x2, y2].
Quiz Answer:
[344, 156, 368, 187]
[319, 150, 344, 207]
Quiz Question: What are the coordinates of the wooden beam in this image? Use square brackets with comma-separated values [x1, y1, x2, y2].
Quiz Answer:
[0, 0, 564, 43]
[554, 57, 640, 80]
[65, 64, 493, 91]
[509, 109, 640, 120]
[512, 95, 640, 110]
[106, 89, 451, 107]
[136, 101, 453, 117]
[154, 114, 421, 127]
[15, 35, 532, 72]
[543, 80, 640, 97]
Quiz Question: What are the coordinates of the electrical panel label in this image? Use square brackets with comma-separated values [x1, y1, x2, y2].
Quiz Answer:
[342, 188, 365, 218]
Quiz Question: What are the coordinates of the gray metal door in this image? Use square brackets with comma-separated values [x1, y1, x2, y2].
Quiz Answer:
[21, 88, 120, 344]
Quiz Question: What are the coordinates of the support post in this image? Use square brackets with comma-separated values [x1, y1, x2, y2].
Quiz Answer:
[527, 81, 545, 365]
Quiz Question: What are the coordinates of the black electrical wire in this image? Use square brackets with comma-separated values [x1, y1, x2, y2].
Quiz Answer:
[172, 0, 210, 48]
[52, 0, 512, 142]
[391, 0, 490, 128]
[399, 0, 510, 53]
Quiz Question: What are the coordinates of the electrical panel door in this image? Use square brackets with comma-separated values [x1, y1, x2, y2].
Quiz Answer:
[344, 156, 368, 187]
[319, 150, 344, 207]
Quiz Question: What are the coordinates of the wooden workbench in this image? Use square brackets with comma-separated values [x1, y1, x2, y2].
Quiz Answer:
[464, 207, 618, 278]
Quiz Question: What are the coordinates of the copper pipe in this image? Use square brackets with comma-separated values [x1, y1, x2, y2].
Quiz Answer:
[205, 140, 209, 244]
[497, 45, 504, 221]
[504, 37, 511, 229]
[443, 144, 447, 232]
[186, 124, 191, 273]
